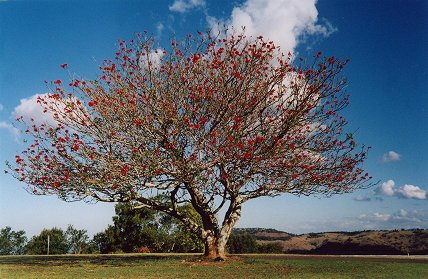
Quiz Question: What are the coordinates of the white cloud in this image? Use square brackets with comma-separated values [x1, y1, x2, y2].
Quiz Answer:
[354, 195, 371, 202]
[359, 212, 391, 222]
[382, 150, 401, 163]
[396, 184, 426, 200]
[291, 209, 428, 233]
[0, 121, 19, 140]
[169, 0, 205, 13]
[376, 179, 426, 200]
[12, 93, 89, 130]
[138, 48, 165, 71]
[156, 22, 164, 38]
[358, 209, 426, 226]
[12, 93, 57, 126]
[377, 180, 396, 196]
[208, 0, 336, 54]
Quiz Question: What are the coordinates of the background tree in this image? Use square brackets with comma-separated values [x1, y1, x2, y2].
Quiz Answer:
[65, 224, 90, 254]
[227, 232, 258, 254]
[25, 227, 68, 255]
[256, 242, 283, 254]
[91, 231, 115, 254]
[8, 29, 371, 260]
[0, 226, 27, 255]
[92, 202, 202, 253]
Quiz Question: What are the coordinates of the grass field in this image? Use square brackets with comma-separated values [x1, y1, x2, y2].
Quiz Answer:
[1, 253, 427, 279]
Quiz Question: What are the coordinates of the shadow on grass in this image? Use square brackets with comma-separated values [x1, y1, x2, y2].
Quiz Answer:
[0, 254, 194, 267]
[1, 253, 427, 267]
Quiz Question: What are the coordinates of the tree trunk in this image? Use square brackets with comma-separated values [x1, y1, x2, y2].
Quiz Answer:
[204, 234, 227, 260]
[202, 201, 241, 261]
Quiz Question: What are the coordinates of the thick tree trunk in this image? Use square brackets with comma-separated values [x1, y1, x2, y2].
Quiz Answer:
[202, 199, 242, 260]
[204, 235, 226, 260]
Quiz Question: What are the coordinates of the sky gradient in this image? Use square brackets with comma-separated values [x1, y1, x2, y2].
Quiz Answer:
[0, 0, 427, 237]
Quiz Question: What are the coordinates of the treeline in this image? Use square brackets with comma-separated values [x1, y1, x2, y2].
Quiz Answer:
[1, 203, 203, 255]
[228, 233, 283, 254]
[1, 225, 91, 255]
[1, 203, 285, 255]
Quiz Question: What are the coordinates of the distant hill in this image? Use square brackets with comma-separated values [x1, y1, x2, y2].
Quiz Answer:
[232, 228, 428, 255]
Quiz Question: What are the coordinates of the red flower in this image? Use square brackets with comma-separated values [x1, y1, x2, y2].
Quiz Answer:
[243, 152, 252, 159]
[60, 63, 68, 68]
[192, 54, 201, 63]
[198, 117, 209, 125]
[72, 144, 79, 151]
[233, 116, 243, 122]
[121, 165, 128, 176]
[54, 80, 62, 85]
[232, 72, 242, 79]
[133, 119, 143, 125]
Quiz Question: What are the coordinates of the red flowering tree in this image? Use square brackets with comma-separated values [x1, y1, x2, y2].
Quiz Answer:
[8, 30, 371, 260]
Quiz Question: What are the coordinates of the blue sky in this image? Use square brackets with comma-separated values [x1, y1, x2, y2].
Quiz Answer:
[0, 0, 427, 237]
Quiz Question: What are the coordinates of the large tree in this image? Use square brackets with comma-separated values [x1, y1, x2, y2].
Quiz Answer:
[8, 30, 371, 260]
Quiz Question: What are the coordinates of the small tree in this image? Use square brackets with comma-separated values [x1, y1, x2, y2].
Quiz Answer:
[0, 226, 27, 255]
[65, 225, 90, 254]
[8, 29, 371, 260]
[25, 227, 68, 255]
[91, 231, 114, 254]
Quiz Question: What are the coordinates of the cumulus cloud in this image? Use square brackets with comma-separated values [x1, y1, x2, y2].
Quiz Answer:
[12, 93, 89, 131]
[12, 93, 57, 126]
[208, 0, 336, 54]
[376, 179, 426, 200]
[382, 151, 401, 163]
[169, 0, 205, 13]
[377, 180, 396, 196]
[396, 184, 426, 200]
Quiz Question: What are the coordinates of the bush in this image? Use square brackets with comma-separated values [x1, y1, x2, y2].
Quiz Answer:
[257, 242, 283, 254]
[227, 233, 258, 254]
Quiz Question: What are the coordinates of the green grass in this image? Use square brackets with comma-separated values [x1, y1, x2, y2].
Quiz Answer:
[1, 254, 427, 279]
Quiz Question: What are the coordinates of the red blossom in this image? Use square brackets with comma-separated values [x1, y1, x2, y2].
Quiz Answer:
[198, 117, 209, 125]
[121, 165, 128, 176]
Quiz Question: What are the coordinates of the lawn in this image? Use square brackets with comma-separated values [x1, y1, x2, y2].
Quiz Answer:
[0, 253, 427, 279]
